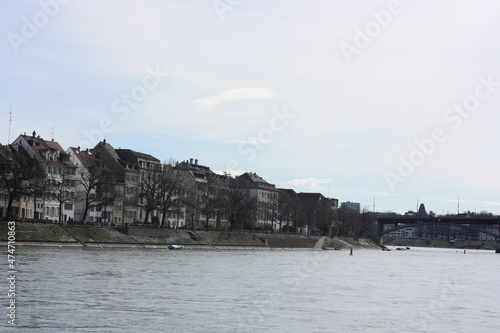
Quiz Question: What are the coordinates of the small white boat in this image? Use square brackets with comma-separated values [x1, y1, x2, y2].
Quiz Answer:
[168, 245, 184, 250]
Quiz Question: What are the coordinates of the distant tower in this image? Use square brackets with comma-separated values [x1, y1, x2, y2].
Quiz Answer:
[417, 203, 427, 217]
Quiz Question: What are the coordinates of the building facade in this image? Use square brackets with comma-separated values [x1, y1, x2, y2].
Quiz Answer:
[237, 172, 279, 230]
[341, 201, 360, 212]
[12, 132, 77, 223]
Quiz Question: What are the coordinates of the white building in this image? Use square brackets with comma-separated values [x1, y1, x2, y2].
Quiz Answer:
[388, 227, 416, 239]
[341, 201, 360, 212]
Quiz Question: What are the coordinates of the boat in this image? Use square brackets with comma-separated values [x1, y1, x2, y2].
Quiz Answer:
[168, 245, 184, 250]
[322, 247, 341, 250]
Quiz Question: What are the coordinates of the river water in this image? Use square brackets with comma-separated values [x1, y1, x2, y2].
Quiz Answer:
[2, 246, 500, 332]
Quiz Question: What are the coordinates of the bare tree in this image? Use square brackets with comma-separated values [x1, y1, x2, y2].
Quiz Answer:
[224, 179, 256, 230]
[136, 168, 161, 224]
[199, 179, 228, 229]
[316, 199, 336, 235]
[334, 206, 359, 236]
[0, 145, 43, 220]
[77, 165, 116, 223]
[47, 165, 76, 224]
[158, 163, 187, 226]
[299, 199, 320, 233]
[266, 194, 279, 230]
[355, 208, 376, 238]
[199, 181, 216, 228]
[278, 190, 301, 232]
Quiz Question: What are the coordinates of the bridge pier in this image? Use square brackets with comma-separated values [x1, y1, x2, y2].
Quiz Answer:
[376, 220, 384, 246]
[496, 241, 500, 253]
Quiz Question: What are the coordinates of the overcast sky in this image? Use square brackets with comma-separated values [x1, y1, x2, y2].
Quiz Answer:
[1, 0, 500, 214]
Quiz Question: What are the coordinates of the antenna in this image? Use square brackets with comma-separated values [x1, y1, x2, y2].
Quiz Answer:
[51, 126, 55, 141]
[458, 198, 460, 214]
[8, 107, 12, 143]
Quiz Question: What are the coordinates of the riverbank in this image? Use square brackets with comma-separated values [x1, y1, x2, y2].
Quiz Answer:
[0, 221, 380, 250]
[383, 238, 497, 250]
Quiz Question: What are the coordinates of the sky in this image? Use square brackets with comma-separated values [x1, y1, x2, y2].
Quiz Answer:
[1, 0, 500, 215]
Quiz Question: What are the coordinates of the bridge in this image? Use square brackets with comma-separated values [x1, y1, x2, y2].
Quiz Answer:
[376, 216, 500, 253]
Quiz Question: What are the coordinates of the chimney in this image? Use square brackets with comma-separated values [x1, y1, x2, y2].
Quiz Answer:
[195, 159, 198, 165]
[190, 158, 193, 164]
[32, 130, 36, 138]
[103, 139, 106, 146]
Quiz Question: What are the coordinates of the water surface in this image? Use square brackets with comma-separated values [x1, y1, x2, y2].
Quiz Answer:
[2, 246, 499, 332]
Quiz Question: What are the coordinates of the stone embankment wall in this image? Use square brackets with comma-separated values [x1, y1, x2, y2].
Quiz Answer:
[0, 222, 380, 249]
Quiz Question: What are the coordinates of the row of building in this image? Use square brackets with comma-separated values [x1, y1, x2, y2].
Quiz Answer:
[0, 131, 360, 231]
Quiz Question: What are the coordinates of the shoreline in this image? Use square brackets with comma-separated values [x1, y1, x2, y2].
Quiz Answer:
[0, 240, 322, 251]
[0, 222, 381, 250]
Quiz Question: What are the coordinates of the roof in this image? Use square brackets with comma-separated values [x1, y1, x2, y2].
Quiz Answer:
[174, 160, 231, 184]
[237, 172, 276, 190]
[90, 140, 139, 177]
[20, 134, 76, 168]
[115, 149, 161, 167]
[279, 188, 300, 199]
[297, 192, 326, 201]
[68, 147, 100, 169]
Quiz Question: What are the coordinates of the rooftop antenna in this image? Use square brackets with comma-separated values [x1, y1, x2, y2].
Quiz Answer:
[51, 126, 55, 141]
[373, 197, 375, 213]
[457, 198, 460, 214]
[8, 107, 12, 143]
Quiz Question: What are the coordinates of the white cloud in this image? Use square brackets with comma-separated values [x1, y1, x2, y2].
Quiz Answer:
[193, 88, 277, 109]
[283, 178, 334, 192]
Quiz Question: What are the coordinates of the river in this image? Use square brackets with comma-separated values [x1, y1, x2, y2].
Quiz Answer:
[2, 246, 500, 332]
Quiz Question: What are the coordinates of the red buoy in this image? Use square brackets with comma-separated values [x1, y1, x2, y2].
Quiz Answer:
[350, 248, 353, 255]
